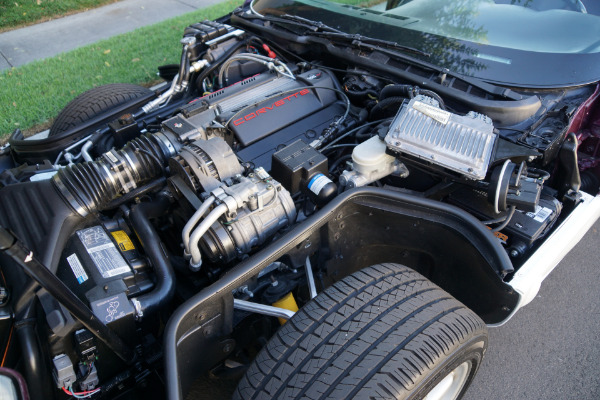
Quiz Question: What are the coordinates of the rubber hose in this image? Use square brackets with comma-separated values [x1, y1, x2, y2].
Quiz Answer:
[195, 40, 248, 91]
[370, 96, 405, 121]
[380, 85, 446, 110]
[492, 206, 516, 233]
[104, 177, 167, 210]
[329, 154, 353, 173]
[345, 88, 379, 102]
[54, 133, 175, 215]
[380, 84, 413, 100]
[129, 195, 176, 316]
[15, 300, 53, 400]
[580, 170, 600, 194]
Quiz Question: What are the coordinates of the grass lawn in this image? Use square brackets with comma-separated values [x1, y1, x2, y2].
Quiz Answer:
[0, 0, 240, 140]
[0, 0, 120, 32]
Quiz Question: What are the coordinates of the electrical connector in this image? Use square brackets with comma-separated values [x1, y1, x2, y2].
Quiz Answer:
[78, 363, 99, 391]
[74, 329, 97, 363]
[52, 354, 76, 389]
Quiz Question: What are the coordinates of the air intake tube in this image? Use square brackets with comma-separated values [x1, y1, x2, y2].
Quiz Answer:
[53, 131, 181, 216]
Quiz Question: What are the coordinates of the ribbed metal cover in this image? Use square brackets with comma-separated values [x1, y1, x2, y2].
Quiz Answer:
[216, 76, 297, 114]
[385, 96, 496, 180]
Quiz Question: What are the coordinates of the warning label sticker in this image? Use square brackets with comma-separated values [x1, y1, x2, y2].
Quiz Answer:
[526, 206, 553, 223]
[67, 253, 88, 284]
[77, 227, 131, 279]
[413, 101, 451, 125]
[110, 230, 135, 252]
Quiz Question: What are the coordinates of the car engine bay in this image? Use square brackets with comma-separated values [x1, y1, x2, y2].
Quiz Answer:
[0, 15, 599, 399]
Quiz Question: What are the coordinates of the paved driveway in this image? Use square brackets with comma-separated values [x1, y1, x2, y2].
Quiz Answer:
[464, 218, 600, 399]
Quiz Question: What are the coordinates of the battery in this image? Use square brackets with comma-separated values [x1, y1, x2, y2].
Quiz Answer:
[448, 187, 561, 245]
[56, 225, 153, 306]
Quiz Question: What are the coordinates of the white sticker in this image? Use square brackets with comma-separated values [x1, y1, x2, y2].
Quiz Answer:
[29, 171, 58, 181]
[308, 174, 331, 196]
[526, 206, 553, 223]
[67, 254, 88, 284]
[412, 101, 451, 125]
[77, 227, 131, 279]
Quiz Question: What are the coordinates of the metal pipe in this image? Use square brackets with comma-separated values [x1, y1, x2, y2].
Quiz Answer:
[304, 256, 318, 299]
[182, 197, 215, 256]
[233, 299, 295, 320]
[0, 227, 136, 364]
[188, 203, 228, 270]
[81, 140, 94, 162]
[141, 75, 179, 115]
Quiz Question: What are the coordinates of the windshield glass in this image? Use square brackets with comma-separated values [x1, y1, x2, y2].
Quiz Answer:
[251, 0, 600, 87]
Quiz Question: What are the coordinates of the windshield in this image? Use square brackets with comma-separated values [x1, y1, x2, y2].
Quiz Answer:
[251, 0, 600, 87]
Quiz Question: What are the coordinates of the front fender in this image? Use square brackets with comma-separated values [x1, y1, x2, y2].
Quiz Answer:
[163, 187, 519, 399]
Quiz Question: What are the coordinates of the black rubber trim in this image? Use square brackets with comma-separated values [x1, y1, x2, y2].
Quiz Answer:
[8, 90, 156, 164]
[231, 15, 541, 126]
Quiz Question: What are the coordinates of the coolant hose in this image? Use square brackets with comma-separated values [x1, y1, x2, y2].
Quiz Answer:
[370, 96, 405, 121]
[129, 195, 176, 316]
[379, 84, 414, 100]
[14, 300, 53, 400]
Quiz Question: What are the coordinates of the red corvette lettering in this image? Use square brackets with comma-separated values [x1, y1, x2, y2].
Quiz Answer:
[232, 89, 312, 127]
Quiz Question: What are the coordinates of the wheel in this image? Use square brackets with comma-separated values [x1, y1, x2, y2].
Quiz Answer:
[49, 83, 153, 136]
[234, 263, 487, 400]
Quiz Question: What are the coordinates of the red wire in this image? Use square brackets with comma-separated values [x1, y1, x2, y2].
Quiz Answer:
[62, 386, 100, 396]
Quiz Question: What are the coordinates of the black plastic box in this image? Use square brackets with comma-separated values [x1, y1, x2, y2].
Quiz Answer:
[271, 140, 328, 194]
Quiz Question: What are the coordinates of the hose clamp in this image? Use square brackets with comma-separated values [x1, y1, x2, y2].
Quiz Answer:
[131, 298, 144, 321]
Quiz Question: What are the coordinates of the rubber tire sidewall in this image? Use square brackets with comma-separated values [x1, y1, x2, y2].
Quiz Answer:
[49, 83, 152, 136]
[409, 335, 486, 400]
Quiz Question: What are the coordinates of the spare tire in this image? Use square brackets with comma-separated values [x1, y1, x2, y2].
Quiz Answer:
[49, 83, 153, 136]
[234, 263, 488, 400]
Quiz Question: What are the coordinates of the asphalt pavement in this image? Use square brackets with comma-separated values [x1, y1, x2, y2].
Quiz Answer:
[465, 217, 600, 400]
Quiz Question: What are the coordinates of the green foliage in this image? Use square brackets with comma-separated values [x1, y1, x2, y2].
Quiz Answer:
[0, 0, 240, 138]
[0, 0, 117, 30]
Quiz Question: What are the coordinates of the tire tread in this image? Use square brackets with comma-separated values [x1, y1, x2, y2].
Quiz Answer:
[234, 264, 487, 400]
[49, 83, 152, 136]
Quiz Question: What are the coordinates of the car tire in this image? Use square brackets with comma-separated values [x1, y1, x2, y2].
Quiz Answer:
[49, 83, 153, 136]
[234, 263, 487, 400]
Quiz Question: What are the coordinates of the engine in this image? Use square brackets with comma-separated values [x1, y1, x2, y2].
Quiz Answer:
[0, 18, 593, 399]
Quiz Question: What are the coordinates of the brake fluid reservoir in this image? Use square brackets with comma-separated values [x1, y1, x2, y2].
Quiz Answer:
[352, 136, 395, 175]
[340, 136, 408, 188]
